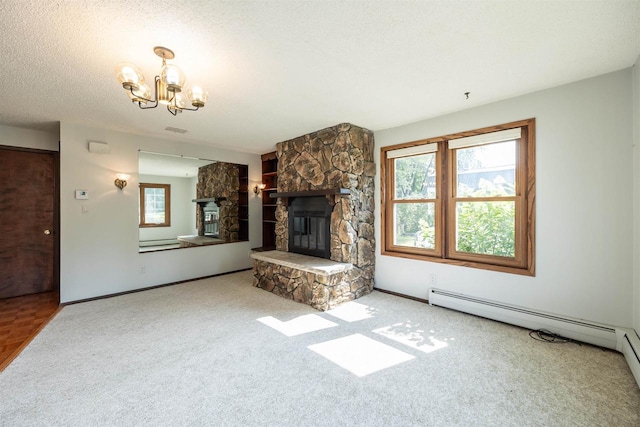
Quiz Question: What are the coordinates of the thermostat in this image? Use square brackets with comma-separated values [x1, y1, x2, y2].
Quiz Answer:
[75, 190, 89, 200]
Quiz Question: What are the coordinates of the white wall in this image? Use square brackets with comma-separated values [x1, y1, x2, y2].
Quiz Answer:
[0, 124, 59, 151]
[633, 54, 640, 332]
[375, 69, 634, 327]
[138, 174, 197, 241]
[59, 123, 262, 303]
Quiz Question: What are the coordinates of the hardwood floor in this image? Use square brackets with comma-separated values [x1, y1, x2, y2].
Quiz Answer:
[0, 291, 60, 371]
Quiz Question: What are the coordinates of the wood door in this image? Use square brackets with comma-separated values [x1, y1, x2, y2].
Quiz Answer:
[0, 147, 56, 298]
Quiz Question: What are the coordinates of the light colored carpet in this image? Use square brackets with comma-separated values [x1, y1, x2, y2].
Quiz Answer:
[1, 270, 638, 426]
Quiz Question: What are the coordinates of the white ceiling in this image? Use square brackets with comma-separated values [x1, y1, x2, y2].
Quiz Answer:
[1, 1, 639, 154]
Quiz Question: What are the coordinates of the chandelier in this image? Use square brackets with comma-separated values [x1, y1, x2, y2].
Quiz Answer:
[115, 46, 208, 116]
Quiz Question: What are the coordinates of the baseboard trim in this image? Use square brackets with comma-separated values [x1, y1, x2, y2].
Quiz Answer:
[373, 287, 429, 305]
[63, 268, 252, 306]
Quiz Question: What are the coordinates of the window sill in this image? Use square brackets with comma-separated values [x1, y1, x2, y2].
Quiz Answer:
[381, 249, 535, 277]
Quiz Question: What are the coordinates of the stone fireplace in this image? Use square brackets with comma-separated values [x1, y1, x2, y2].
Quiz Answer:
[194, 162, 240, 242]
[252, 123, 375, 310]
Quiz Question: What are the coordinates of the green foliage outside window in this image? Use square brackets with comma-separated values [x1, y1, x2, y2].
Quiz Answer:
[420, 178, 515, 257]
[455, 199, 515, 257]
[394, 147, 516, 257]
[393, 153, 436, 246]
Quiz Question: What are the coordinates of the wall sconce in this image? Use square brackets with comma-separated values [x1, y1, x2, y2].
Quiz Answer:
[253, 183, 266, 195]
[114, 173, 129, 190]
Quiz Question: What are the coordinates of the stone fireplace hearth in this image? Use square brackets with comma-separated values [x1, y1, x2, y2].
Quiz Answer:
[252, 123, 375, 310]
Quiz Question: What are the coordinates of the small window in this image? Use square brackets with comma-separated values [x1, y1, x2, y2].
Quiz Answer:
[387, 142, 441, 256]
[139, 183, 171, 227]
[381, 119, 535, 276]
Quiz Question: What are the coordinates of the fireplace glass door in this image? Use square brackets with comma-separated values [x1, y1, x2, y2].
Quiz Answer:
[288, 196, 331, 258]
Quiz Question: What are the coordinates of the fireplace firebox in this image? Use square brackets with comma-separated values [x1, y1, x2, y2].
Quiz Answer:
[288, 196, 332, 259]
[193, 197, 225, 237]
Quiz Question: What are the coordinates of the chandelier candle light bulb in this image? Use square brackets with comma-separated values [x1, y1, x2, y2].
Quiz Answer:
[161, 64, 185, 91]
[116, 63, 144, 90]
[170, 93, 188, 111]
[187, 86, 208, 107]
[115, 46, 207, 116]
[127, 83, 151, 104]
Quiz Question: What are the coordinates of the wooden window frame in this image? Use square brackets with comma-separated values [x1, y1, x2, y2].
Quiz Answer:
[385, 148, 444, 258]
[381, 118, 535, 276]
[139, 183, 171, 228]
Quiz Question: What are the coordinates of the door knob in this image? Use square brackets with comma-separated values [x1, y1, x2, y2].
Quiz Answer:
[44, 229, 51, 235]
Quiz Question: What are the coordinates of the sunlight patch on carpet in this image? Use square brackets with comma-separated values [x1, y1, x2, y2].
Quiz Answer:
[308, 333, 415, 377]
[373, 322, 449, 354]
[325, 301, 377, 322]
[257, 314, 339, 337]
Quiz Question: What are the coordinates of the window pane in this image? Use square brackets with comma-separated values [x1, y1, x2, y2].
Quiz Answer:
[456, 141, 515, 197]
[394, 153, 437, 199]
[144, 188, 166, 223]
[455, 201, 515, 257]
[393, 203, 435, 249]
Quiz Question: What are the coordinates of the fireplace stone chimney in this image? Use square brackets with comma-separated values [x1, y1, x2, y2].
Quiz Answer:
[273, 123, 375, 299]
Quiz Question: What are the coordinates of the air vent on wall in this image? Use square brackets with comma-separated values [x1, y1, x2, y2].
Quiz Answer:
[164, 126, 188, 134]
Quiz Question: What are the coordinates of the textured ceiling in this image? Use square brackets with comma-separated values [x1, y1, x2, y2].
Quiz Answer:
[0, 0, 639, 154]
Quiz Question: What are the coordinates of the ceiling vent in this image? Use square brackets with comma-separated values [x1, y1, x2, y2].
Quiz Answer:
[164, 126, 188, 134]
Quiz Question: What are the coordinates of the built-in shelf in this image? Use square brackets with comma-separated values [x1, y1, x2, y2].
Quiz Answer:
[238, 164, 249, 241]
[261, 151, 278, 250]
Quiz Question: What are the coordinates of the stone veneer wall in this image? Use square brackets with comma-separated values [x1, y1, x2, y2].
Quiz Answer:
[196, 162, 240, 241]
[273, 122, 375, 302]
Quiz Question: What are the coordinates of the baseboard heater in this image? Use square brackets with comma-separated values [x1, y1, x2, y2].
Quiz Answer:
[428, 288, 624, 348]
[428, 288, 640, 388]
[621, 330, 640, 387]
[139, 239, 180, 247]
